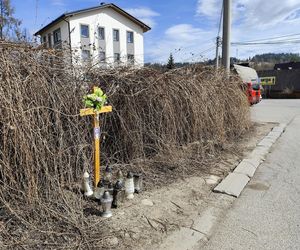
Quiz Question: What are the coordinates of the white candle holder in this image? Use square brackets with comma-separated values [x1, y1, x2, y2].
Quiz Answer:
[101, 191, 113, 218]
[125, 171, 134, 199]
[82, 171, 93, 197]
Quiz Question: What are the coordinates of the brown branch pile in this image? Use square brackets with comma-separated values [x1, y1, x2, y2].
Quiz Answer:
[0, 45, 250, 248]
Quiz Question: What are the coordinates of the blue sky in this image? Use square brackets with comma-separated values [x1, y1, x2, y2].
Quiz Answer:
[11, 0, 300, 63]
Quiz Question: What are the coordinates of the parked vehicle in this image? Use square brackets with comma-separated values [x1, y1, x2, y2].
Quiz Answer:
[234, 64, 261, 105]
[247, 81, 261, 105]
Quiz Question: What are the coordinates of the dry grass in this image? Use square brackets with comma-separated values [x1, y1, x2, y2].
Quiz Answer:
[0, 44, 250, 249]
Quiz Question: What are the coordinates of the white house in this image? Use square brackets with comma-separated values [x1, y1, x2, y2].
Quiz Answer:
[34, 3, 151, 66]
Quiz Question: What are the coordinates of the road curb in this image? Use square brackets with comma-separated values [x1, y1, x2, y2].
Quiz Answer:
[213, 123, 286, 197]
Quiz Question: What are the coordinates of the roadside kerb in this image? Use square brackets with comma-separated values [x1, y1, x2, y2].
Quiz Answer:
[213, 173, 250, 197]
[233, 159, 258, 178]
[213, 123, 286, 197]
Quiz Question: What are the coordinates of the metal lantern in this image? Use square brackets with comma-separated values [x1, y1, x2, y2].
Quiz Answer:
[104, 165, 113, 183]
[103, 165, 112, 189]
[112, 180, 125, 208]
[94, 179, 105, 200]
[82, 171, 93, 197]
[100, 191, 113, 218]
[116, 169, 124, 184]
[133, 173, 143, 194]
[125, 171, 134, 199]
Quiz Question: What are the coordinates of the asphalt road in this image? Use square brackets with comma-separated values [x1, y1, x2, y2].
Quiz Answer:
[201, 99, 300, 250]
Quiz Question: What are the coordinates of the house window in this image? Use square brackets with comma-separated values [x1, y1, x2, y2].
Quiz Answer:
[127, 54, 134, 64]
[127, 31, 134, 43]
[81, 24, 89, 38]
[48, 33, 52, 48]
[82, 50, 91, 61]
[98, 27, 105, 40]
[113, 29, 119, 42]
[42, 36, 47, 44]
[53, 28, 61, 44]
[114, 53, 120, 62]
[99, 51, 106, 62]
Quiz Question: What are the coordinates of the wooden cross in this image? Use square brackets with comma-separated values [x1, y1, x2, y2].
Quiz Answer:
[80, 88, 112, 189]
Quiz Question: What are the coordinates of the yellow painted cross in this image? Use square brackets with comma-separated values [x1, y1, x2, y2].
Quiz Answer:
[80, 88, 112, 189]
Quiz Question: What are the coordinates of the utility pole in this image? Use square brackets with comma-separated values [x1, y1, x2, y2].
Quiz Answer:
[222, 0, 231, 73]
[215, 36, 221, 69]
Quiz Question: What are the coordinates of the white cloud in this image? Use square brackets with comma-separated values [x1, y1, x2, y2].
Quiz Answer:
[197, 0, 300, 25]
[196, 0, 220, 17]
[125, 7, 160, 28]
[231, 0, 300, 58]
[194, 0, 300, 60]
[51, 0, 66, 6]
[234, 0, 300, 27]
[146, 24, 216, 63]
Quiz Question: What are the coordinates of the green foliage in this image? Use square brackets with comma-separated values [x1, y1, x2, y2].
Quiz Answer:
[167, 53, 175, 69]
[83, 87, 107, 111]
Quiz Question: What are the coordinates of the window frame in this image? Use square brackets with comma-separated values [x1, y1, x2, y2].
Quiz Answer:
[98, 27, 105, 40]
[113, 29, 119, 42]
[114, 53, 120, 62]
[81, 49, 91, 61]
[99, 51, 106, 62]
[53, 28, 61, 44]
[127, 54, 134, 64]
[80, 24, 90, 38]
[127, 31, 134, 43]
[48, 33, 52, 48]
[42, 36, 47, 44]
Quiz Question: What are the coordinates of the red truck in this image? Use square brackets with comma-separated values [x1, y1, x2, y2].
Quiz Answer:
[234, 64, 261, 105]
[247, 82, 261, 105]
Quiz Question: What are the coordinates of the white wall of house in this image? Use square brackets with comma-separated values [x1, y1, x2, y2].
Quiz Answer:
[39, 21, 69, 49]
[39, 7, 145, 67]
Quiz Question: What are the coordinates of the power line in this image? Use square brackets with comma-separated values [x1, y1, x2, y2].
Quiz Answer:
[232, 39, 300, 46]
[232, 33, 300, 44]
[184, 46, 216, 62]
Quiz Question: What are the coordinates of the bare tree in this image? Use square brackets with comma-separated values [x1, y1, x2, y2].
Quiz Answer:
[0, 0, 21, 40]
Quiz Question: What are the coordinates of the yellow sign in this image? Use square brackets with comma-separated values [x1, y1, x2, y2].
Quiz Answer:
[260, 76, 276, 86]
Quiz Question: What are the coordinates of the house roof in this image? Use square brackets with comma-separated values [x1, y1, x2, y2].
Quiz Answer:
[34, 3, 151, 36]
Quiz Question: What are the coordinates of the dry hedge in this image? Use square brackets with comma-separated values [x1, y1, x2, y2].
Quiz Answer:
[0, 45, 250, 248]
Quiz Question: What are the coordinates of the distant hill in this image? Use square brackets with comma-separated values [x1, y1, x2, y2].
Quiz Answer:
[251, 53, 300, 63]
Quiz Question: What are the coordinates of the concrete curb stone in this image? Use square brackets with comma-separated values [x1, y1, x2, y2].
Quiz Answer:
[213, 173, 250, 198]
[214, 123, 286, 198]
[272, 127, 284, 133]
[258, 139, 274, 148]
[234, 161, 256, 178]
